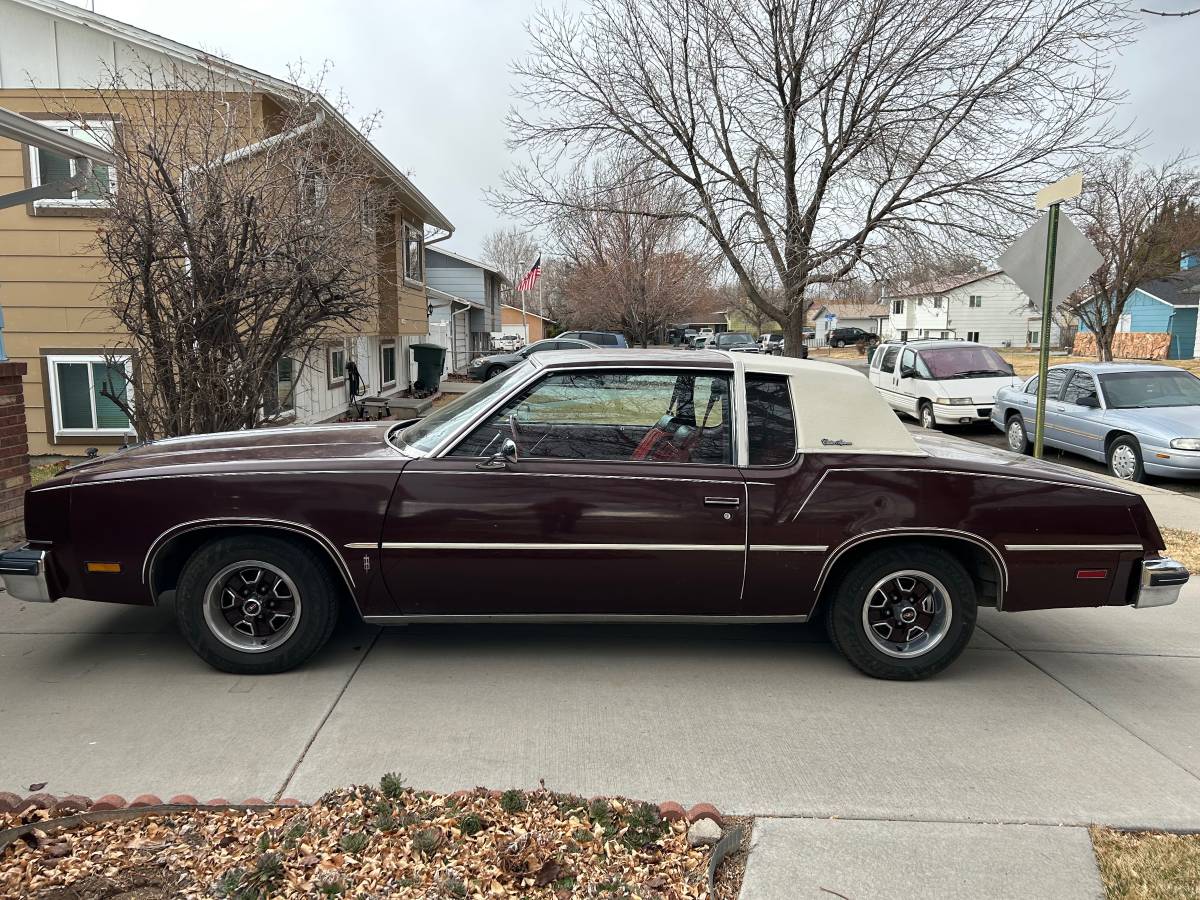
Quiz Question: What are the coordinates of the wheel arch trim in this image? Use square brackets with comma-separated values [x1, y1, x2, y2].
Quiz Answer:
[813, 528, 1009, 607]
[142, 517, 358, 608]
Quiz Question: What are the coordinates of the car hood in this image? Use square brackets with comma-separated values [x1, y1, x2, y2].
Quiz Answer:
[47, 421, 406, 486]
[473, 351, 522, 366]
[937, 375, 1022, 403]
[1106, 404, 1200, 438]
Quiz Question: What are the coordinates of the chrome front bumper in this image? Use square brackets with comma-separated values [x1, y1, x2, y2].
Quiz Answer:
[0, 547, 52, 603]
[1135, 557, 1190, 609]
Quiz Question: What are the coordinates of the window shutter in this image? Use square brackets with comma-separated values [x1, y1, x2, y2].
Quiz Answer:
[91, 363, 130, 428]
[56, 363, 93, 428]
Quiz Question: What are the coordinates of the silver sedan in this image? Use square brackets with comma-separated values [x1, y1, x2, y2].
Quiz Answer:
[991, 362, 1200, 482]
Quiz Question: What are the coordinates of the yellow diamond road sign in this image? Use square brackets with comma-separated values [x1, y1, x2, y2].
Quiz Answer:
[998, 211, 1103, 308]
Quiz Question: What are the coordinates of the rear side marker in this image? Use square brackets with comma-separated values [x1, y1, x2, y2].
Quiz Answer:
[86, 562, 122, 574]
[1076, 569, 1108, 580]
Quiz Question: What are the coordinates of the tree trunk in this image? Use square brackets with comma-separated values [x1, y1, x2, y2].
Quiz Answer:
[783, 310, 808, 359]
[1097, 323, 1116, 362]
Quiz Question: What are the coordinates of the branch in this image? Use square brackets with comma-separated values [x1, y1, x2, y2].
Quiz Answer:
[1139, 6, 1200, 15]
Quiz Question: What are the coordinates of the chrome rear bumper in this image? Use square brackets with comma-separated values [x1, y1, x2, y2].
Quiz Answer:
[0, 547, 52, 603]
[1135, 557, 1189, 609]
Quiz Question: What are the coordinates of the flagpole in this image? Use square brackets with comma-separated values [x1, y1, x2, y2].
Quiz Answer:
[521, 253, 530, 344]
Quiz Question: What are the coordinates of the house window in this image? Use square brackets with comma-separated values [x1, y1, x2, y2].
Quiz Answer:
[327, 343, 347, 387]
[47, 355, 132, 436]
[967, 331, 980, 343]
[28, 121, 116, 209]
[932, 298, 943, 309]
[381, 340, 397, 387]
[968, 295, 982, 308]
[1028, 330, 1040, 346]
[403, 223, 423, 283]
[299, 169, 329, 213]
[892, 300, 904, 315]
[265, 357, 296, 417]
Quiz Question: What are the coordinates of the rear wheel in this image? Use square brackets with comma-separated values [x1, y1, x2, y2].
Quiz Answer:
[825, 545, 977, 680]
[833, 339, 844, 348]
[1107, 435, 1145, 482]
[1005, 413, 1029, 454]
[484, 366, 505, 380]
[175, 535, 340, 674]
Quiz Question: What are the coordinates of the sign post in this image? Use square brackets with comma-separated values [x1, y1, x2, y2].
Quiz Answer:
[998, 173, 1101, 459]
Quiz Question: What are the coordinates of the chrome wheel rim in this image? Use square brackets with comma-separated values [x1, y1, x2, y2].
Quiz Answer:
[1111, 444, 1138, 479]
[203, 560, 302, 653]
[862, 570, 953, 659]
[1007, 419, 1024, 451]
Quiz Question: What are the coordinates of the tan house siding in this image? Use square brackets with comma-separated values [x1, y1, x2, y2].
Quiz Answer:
[500, 305, 548, 343]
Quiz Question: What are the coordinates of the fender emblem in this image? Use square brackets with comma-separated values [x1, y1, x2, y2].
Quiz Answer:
[362, 555, 371, 574]
[821, 438, 853, 447]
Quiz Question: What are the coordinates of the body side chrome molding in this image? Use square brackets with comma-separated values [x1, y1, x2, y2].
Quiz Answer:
[42, 469, 399, 490]
[405, 469, 745, 485]
[750, 544, 828, 552]
[1004, 543, 1143, 552]
[363, 613, 809, 625]
[376, 541, 744, 552]
[142, 517, 359, 606]
[813, 527, 1010, 608]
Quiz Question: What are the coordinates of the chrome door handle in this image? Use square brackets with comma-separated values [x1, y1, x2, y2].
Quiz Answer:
[704, 496, 741, 507]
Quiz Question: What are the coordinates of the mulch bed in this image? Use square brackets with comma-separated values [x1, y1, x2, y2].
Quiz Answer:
[2, 780, 740, 898]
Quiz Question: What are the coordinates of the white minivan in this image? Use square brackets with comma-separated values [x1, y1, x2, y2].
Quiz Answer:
[868, 340, 1021, 429]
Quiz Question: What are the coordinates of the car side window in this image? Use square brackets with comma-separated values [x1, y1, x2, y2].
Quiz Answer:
[745, 374, 796, 465]
[526, 341, 556, 354]
[449, 369, 733, 465]
[1026, 370, 1067, 399]
[881, 347, 901, 373]
[1062, 371, 1099, 406]
[901, 348, 917, 374]
[869, 347, 884, 370]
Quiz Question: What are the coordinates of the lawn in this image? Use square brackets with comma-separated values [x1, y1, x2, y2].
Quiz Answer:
[1161, 529, 1200, 574]
[1092, 827, 1200, 900]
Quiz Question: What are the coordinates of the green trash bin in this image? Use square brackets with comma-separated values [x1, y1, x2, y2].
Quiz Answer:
[410, 343, 446, 392]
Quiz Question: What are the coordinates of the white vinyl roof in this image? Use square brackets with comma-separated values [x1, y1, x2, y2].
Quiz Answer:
[732, 354, 923, 456]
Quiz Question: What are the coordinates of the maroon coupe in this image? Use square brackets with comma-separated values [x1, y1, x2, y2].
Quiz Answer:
[1, 349, 1189, 679]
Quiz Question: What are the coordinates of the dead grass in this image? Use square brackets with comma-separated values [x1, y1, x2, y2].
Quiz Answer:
[999, 350, 1200, 378]
[1161, 528, 1200, 573]
[1092, 827, 1200, 900]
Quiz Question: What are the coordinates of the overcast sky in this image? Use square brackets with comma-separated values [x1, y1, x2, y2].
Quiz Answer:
[89, 0, 1198, 259]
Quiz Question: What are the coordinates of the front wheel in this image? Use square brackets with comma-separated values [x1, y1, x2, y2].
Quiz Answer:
[175, 535, 340, 674]
[824, 545, 977, 680]
[484, 366, 505, 380]
[1107, 435, 1145, 482]
[1006, 414, 1029, 455]
[918, 401, 937, 430]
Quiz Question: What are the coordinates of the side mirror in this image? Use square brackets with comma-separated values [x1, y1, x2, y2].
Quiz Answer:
[477, 437, 519, 470]
[900, 366, 918, 379]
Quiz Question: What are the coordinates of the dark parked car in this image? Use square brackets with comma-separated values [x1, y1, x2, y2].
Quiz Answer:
[2, 349, 1187, 680]
[556, 330, 629, 348]
[711, 332, 761, 353]
[829, 326, 879, 348]
[467, 337, 598, 380]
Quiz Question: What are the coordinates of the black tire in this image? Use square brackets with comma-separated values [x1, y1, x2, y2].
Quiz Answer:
[824, 544, 977, 680]
[175, 534, 340, 674]
[832, 339, 843, 348]
[1005, 413, 1029, 455]
[1106, 434, 1145, 483]
[918, 401, 937, 430]
[484, 366, 504, 380]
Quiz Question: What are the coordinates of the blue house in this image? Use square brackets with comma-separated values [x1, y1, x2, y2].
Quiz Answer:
[1119, 261, 1199, 359]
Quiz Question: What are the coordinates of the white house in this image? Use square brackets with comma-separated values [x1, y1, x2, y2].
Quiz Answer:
[882, 270, 1059, 348]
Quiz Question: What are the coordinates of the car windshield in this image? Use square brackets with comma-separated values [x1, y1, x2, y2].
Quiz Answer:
[916, 346, 1013, 379]
[717, 333, 755, 347]
[1099, 370, 1200, 409]
[396, 362, 528, 453]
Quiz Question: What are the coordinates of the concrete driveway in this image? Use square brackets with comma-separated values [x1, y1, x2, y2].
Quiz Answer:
[3, 579, 1200, 831]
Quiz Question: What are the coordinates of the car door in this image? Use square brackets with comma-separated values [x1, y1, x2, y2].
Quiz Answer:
[381, 365, 747, 616]
[1019, 368, 1070, 448]
[895, 347, 922, 417]
[873, 345, 903, 410]
[1055, 370, 1107, 461]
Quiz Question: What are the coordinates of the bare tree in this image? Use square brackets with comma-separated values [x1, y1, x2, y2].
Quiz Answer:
[496, 0, 1134, 357]
[481, 226, 540, 306]
[1072, 153, 1200, 361]
[552, 159, 714, 346]
[60, 64, 388, 438]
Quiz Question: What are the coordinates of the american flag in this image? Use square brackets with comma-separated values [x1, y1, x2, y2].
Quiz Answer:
[516, 255, 542, 292]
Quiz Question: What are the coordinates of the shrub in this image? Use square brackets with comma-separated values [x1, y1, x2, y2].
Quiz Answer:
[458, 812, 485, 836]
[380, 772, 406, 800]
[499, 789, 527, 814]
[339, 831, 369, 854]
